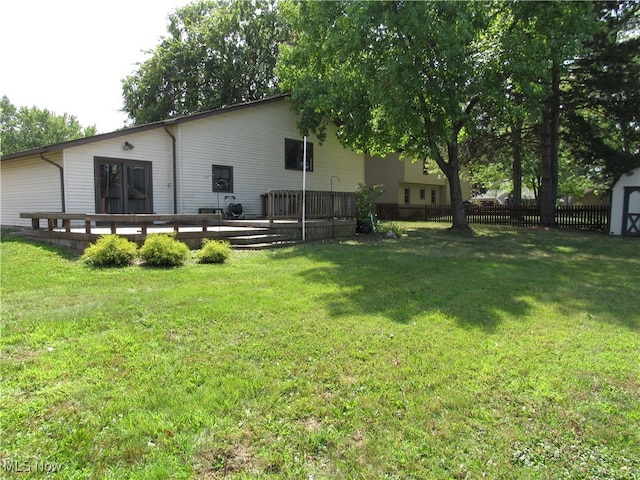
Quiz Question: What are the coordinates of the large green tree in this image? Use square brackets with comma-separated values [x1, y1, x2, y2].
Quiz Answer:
[466, 1, 637, 209]
[565, 0, 640, 189]
[498, 2, 596, 225]
[279, 1, 507, 231]
[121, 0, 288, 125]
[0, 96, 97, 155]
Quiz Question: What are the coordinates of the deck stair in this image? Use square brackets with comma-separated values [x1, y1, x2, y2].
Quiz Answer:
[209, 226, 295, 249]
[226, 232, 295, 249]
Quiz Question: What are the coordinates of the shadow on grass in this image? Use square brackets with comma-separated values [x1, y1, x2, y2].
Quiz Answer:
[271, 225, 640, 332]
[3, 225, 637, 331]
[1, 229, 79, 261]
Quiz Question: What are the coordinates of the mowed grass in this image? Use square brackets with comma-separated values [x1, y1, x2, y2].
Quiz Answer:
[1, 223, 639, 479]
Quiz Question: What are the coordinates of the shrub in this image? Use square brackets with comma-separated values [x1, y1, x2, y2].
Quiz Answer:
[197, 239, 232, 264]
[139, 233, 190, 267]
[376, 221, 406, 239]
[356, 183, 383, 233]
[81, 234, 138, 267]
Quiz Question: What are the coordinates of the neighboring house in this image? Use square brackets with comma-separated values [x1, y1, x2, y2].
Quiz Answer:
[570, 188, 610, 206]
[610, 166, 640, 236]
[365, 152, 471, 205]
[1, 96, 365, 228]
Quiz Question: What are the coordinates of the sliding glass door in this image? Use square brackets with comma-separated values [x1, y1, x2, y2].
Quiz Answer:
[95, 158, 153, 214]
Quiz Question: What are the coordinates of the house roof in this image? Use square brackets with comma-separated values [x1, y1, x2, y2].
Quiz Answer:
[1, 94, 290, 162]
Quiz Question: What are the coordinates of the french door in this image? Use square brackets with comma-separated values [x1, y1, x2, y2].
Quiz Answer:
[95, 158, 153, 214]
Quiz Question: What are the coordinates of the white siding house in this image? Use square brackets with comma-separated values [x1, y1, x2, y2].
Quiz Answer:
[1, 96, 365, 227]
[610, 166, 640, 236]
[1, 154, 65, 224]
[364, 152, 471, 206]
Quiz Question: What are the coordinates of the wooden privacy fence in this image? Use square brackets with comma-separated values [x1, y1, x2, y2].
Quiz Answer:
[267, 190, 356, 221]
[376, 204, 610, 230]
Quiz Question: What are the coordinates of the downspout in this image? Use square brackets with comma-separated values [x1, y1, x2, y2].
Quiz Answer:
[163, 124, 178, 214]
[40, 153, 65, 212]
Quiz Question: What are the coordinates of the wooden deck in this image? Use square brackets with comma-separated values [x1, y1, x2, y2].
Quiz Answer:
[18, 213, 356, 251]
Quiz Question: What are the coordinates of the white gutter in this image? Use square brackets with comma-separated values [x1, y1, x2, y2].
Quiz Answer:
[40, 153, 65, 212]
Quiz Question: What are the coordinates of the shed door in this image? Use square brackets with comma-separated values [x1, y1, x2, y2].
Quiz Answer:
[95, 158, 153, 214]
[622, 187, 640, 236]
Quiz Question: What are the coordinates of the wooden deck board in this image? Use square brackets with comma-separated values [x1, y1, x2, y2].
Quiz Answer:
[17, 213, 356, 251]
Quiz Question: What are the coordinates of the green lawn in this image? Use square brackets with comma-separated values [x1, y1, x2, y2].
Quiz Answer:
[1, 224, 639, 479]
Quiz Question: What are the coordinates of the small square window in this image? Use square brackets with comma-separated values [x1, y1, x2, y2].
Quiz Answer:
[285, 138, 313, 171]
[212, 165, 233, 192]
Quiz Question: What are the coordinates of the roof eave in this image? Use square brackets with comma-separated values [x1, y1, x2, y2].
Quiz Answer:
[1, 94, 291, 162]
[0, 122, 163, 162]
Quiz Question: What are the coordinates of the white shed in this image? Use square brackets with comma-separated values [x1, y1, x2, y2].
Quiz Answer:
[609, 166, 640, 236]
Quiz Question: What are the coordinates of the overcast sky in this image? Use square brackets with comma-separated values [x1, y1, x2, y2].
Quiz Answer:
[1, 0, 193, 133]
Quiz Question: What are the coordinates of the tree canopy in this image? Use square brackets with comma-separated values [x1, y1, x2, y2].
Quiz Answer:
[117, 0, 639, 230]
[462, 1, 610, 207]
[278, 0, 640, 228]
[278, 1, 508, 230]
[564, 0, 640, 189]
[121, 0, 288, 125]
[0, 96, 97, 156]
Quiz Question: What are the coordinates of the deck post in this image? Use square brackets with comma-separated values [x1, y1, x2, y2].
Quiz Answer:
[268, 191, 274, 224]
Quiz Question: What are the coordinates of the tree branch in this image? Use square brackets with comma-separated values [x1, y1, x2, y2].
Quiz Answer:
[453, 95, 481, 137]
[465, 95, 481, 116]
[417, 95, 452, 175]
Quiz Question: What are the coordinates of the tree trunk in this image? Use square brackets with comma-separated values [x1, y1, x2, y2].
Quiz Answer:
[511, 93, 524, 207]
[511, 119, 523, 207]
[446, 142, 470, 231]
[424, 117, 470, 232]
[539, 60, 561, 227]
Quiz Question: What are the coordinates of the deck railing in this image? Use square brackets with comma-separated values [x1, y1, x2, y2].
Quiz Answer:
[266, 190, 356, 221]
[19, 213, 223, 234]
